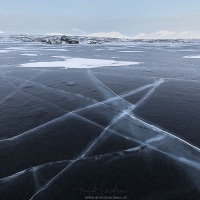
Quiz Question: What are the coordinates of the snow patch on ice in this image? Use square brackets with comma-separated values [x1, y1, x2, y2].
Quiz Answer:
[45, 49, 69, 52]
[119, 51, 143, 53]
[95, 49, 105, 51]
[178, 49, 196, 52]
[51, 56, 71, 59]
[20, 58, 141, 69]
[0, 50, 10, 53]
[183, 55, 200, 59]
[6, 47, 28, 51]
[21, 54, 38, 56]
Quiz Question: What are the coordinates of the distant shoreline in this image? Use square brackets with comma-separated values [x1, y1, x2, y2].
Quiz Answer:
[1, 34, 200, 44]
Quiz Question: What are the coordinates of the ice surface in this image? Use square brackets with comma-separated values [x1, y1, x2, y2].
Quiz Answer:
[1, 42, 200, 200]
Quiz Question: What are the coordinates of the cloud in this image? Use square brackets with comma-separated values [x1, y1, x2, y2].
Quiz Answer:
[0, 31, 4, 34]
[46, 30, 200, 39]
[46, 32, 65, 36]
[46, 29, 87, 36]
[132, 31, 200, 39]
[84, 32, 130, 39]
[83, 31, 200, 39]
[72, 28, 86, 34]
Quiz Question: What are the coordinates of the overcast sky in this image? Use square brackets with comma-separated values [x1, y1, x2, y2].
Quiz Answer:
[1, 0, 200, 38]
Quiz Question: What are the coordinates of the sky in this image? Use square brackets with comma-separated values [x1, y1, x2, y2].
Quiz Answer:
[0, 0, 200, 38]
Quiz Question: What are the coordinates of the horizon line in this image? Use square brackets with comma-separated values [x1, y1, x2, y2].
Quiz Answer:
[1, 30, 200, 40]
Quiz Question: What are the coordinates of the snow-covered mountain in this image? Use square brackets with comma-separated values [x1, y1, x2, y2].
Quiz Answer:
[0, 34, 200, 44]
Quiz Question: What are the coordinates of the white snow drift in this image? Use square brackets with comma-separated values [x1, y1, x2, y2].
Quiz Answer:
[20, 57, 140, 69]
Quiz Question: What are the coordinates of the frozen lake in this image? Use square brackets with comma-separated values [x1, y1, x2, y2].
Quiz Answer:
[0, 42, 200, 200]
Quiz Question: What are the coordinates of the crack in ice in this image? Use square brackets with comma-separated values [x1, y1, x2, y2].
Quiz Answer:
[2, 69, 200, 199]
[78, 77, 164, 159]
[0, 75, 160, 142]
[0, 70, 47, 106]
[29, 78, 166, 198]
[0, 160, 73, 182]
[88, 69, 132, 110]
[133, 78, 164, 110]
